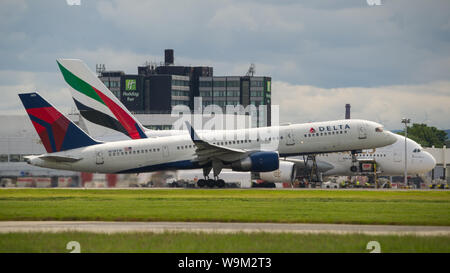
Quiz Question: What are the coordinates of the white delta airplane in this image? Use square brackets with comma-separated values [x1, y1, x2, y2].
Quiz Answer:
[315, 133, 436, 176]
[19, 92, 396, 187]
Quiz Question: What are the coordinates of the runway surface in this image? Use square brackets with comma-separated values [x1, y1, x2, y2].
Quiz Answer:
[0, 221, 449, 236]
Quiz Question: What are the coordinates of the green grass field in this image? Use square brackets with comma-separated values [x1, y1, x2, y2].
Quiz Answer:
[0, 231, 449, 253]
[0, 189, 449, 225]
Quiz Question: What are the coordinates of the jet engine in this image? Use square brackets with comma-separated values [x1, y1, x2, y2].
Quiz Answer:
[259, 161, 297, 183]
[231, 151, 279, 172]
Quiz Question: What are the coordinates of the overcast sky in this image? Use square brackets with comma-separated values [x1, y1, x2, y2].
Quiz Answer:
[1, 0, 449, 130]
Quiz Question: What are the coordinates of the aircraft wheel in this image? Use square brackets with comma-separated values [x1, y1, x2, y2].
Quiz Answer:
[197, 179, 206, 188]
[207, 179, 215, 188]
[217, 179, 225, 188]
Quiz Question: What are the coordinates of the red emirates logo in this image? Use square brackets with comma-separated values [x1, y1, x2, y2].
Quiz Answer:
[309, 128, 316, 133]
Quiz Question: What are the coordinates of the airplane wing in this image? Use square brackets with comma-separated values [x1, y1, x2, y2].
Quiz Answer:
[185, 121, 249, 165]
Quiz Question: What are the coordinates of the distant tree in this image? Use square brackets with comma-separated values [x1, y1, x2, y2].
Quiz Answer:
[397, 123, 448, 148]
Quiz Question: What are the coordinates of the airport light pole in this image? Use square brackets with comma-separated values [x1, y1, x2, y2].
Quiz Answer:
[401, 118, 411, 186]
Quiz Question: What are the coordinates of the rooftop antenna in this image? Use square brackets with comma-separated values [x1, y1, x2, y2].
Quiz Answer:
[96, 64, 105, 75]
[246, 63, 255, 76]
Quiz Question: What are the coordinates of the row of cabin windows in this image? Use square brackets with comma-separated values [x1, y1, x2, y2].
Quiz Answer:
[108, 135, 291, 156]
[357, 153, 387, 157]
[108, 148, 160, 157]
[318, 153, 387, 158]
[176, 136, 285, 150]
[305, 131, 347, 138]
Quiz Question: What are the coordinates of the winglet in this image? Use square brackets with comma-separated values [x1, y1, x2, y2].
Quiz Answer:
[185, 121, 201, 142]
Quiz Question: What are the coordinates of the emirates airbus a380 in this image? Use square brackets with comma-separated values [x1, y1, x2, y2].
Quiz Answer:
[19, 91, 396, 186]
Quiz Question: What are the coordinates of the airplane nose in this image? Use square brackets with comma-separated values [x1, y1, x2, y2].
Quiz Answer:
[423, 152, 436, 172]
[384, 131, 397, 146]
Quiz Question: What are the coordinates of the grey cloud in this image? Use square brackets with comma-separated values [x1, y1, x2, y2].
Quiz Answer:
[1, 0, 449, 87]
[0, 70, 72, 115]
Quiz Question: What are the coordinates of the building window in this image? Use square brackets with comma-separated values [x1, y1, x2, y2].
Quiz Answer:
[227, 91, 240, 97]
[213, 80, 226, 87]
[172, 90, 189, 97]
[227, 81, 240, 87]
[9, 154, 20, 162]
[213, 91, 226, 97]
[200, 81, 212, 87]
[110, 81, 119, 88]
[202, 101, 212, 107]
[200, 91, 212, 97]
[0, 154, 8, 162]
[172, 79, 190, 87]
[251, 81, 263, 87]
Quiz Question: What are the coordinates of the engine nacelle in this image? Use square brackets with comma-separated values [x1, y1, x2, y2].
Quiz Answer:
[231, 151, 279, 172]
[259, 161, 297, 183]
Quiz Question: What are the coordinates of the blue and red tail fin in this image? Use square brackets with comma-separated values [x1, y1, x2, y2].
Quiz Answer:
[19, 92, 100, 153]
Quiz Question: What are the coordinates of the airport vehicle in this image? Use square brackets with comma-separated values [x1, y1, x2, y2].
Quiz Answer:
[19, 92, 395, 185]
[316, 134, 436, 176]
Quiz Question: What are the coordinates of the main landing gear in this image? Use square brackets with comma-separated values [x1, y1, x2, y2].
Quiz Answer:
[303, 155, 322, 185]
[197, 178, 226, 188]
[197, 165, 226, 188]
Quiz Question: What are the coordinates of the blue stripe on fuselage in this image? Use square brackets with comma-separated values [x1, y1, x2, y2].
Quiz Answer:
[116, 160, 201, 174]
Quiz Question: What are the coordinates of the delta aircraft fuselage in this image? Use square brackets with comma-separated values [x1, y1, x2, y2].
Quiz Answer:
[28, 119, 396, 174]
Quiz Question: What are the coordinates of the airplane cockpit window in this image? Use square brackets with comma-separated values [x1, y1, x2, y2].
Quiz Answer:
[375, 127, 384, 132]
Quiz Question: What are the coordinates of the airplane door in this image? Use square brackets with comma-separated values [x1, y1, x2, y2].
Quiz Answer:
[358, 124, 367, 139]
[96, 151, 104, 165]
[162, 145, 169, 157]
[393, 150, 402, 162]
[285, 129, 295, 145]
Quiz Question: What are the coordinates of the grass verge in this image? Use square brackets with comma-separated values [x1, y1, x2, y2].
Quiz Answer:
[0, 189, 449, 225]
[0, 231, 449, 253]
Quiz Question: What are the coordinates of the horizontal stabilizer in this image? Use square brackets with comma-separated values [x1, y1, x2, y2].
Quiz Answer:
[38, 155, 82, 163]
